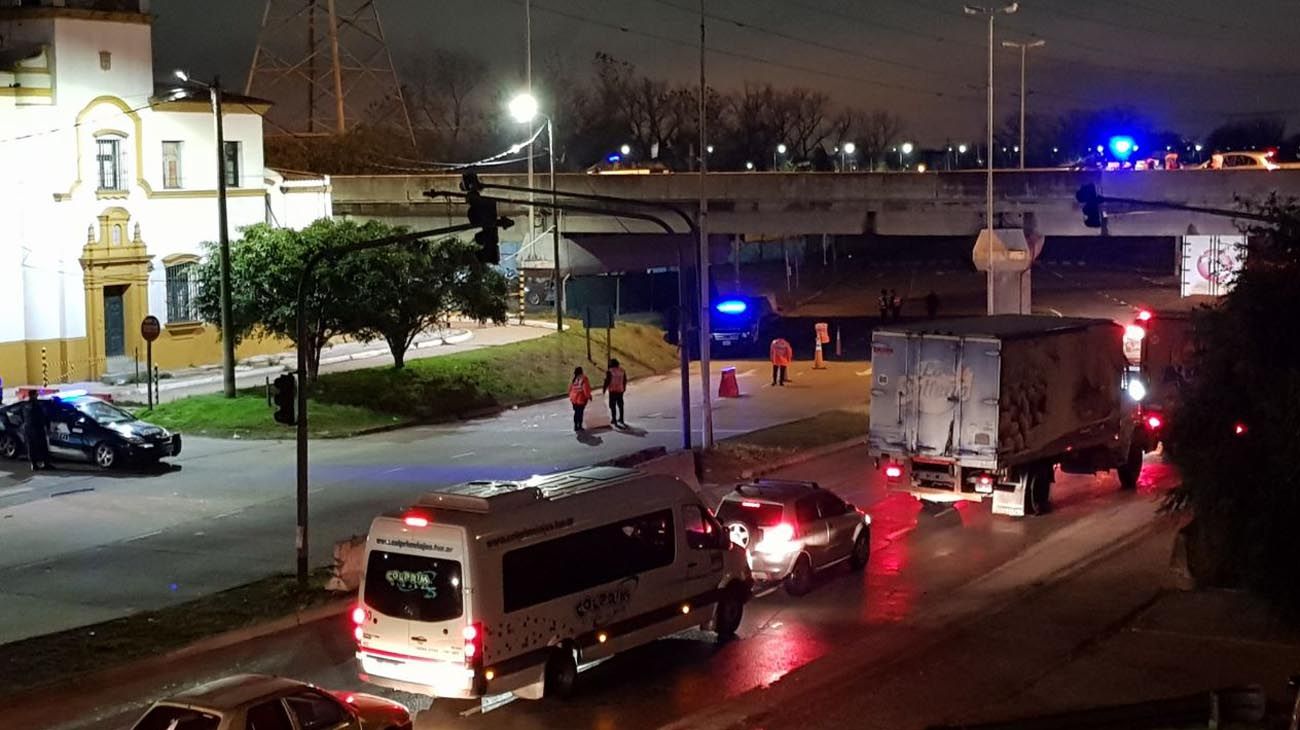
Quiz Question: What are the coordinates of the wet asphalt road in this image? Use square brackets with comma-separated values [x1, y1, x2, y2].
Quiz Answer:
[29, 447, 1177, 730]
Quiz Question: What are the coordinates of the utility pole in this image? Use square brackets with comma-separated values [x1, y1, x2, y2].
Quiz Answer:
[211, 77, 235, 398]
[697, 0, 714, 448]
[1003, 39, 1045, 170]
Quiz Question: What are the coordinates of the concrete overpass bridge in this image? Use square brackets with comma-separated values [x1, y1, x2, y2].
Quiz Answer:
[332, 169, 1300, 239]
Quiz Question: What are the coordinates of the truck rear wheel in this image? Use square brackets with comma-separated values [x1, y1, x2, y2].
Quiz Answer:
[1118, 444, 1143, 490]
[1026, 467, 1052, 516]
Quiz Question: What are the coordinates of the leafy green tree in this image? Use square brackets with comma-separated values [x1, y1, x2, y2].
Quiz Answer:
[195, 218, 395, 382]
[344, 237, 508, 368]
[1165, 195, 1300, 606]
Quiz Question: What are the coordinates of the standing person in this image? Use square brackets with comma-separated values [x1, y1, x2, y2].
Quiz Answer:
[925, 290, 940, 319]
[568, 366, 592, 432]
[23, 391, 50, 470]
[603, 358, 628, 429]
[769, 336, 793, 386]
[890, 289, 903, 319]
[878, 289, 890, 321]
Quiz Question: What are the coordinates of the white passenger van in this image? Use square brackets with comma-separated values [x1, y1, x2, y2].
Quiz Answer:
[353, 466, 752, 705]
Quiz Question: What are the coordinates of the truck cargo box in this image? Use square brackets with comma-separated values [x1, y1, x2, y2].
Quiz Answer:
[868, 315, 1127, 471]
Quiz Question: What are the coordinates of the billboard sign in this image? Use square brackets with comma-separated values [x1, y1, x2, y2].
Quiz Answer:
[1181, 235, 1245, 297]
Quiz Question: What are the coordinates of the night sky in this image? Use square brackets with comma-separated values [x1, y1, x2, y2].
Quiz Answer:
[152, 0, 1300, 141]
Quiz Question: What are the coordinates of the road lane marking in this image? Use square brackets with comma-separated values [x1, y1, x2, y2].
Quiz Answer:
[0, 486, 33, 498]
[451, 452, 475, 460]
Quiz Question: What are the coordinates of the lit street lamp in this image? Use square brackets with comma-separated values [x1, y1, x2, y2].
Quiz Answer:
[1002, 38, 1045, 169]
[774, 142, 787, 170]
[620, 143, 632, 156]
[841, 141, 856, 171]
[958, 143, 968, 169]
[745, 161, 755, 171]
[965, 1, 1019, 316]
[899, 141, 914, 168]
[172, 70, 235, 398]
[509, 91, 563, 332]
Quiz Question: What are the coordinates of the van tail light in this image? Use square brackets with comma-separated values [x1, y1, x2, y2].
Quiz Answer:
[1146, 414, 1163, 430]
[1136, 309, 1152, 322]
[755, 522, 797, 556]
[351, 605, 367, 625]
[463, 622, 483, 666]
[1125, 324, 1146, 341]
[884, 463, 903, 480]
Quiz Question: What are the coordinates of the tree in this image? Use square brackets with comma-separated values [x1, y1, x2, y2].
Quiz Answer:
[344, 237, 508, 368]
[1204, 118, 1287, 154]
[1165, 196, 1300, 607]
[408, 49, 492, 161]
[857, 110, 904, 171]
[194, 219, 399, 383]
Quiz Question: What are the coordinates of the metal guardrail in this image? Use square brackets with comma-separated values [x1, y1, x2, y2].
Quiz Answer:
[927, 685, 1265, 730]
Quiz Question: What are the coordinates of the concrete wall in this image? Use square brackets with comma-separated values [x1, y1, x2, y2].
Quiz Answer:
[331, 169, 1300, 238]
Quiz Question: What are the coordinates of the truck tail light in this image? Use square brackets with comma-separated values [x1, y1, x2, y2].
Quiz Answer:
[1146, 414, 1163, 430]
[884, 464, 903, 480]
[975, 473, 994, 494]
[1125, 324, 1146, 341]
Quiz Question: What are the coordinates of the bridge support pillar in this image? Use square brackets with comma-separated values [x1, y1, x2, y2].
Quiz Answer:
[973, 228, 1044, 315]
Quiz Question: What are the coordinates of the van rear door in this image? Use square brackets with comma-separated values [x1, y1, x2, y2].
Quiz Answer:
[361, 524, 468, 665]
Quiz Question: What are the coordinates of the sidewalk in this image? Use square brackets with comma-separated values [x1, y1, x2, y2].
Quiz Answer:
[1, 320, 559, 405]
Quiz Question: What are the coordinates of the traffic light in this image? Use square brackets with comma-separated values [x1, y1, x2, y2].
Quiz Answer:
[462, 172, 500, 264]
[1076, 183, 1103, 228]
[272, 373, 296, 425]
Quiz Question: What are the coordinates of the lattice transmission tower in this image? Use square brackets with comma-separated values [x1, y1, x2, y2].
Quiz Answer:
[245, 0, 415, 144]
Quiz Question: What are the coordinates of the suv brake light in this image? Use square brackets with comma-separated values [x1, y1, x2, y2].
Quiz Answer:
[755, 522, 797, 556]
[884, 463, 903, 480]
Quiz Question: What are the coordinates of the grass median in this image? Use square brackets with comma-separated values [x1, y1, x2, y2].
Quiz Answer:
[141, 321, 678, 438]
[700, 408, 869, 484]
[0, 569, 339, 698]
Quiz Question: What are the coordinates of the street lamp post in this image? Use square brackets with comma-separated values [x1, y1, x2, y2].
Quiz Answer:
[958, 143, 968, 169]
[174, 70, 235, 398]
[965, 2, 1019, 316]
[509, 92, 562, 332]
[900, 141, 914, 169]
[774, 143, 787, 171]
[841, 141, 856, 171]
[1002, 38, 1045, 170]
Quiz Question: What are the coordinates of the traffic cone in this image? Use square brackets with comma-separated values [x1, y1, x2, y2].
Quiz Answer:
[814, 336, 826, 369]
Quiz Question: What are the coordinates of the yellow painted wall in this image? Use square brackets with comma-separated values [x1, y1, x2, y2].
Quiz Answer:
[0, 328, 291, 387]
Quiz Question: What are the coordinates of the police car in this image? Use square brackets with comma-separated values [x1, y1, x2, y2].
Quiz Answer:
[0, 392, 181, 469]
[710, 296, 778, 355]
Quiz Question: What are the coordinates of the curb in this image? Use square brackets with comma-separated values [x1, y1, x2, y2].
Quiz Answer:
[738, 436, 866, 479]
[2, 597, 352, 708]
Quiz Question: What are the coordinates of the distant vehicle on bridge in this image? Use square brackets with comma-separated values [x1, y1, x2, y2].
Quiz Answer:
[585, 158, 671, 175]
[1200, 150, 1300, 170]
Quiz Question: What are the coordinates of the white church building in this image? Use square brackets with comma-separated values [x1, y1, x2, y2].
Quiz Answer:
[0, 0, 331, 387]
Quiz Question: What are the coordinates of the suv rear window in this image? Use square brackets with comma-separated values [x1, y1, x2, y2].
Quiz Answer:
[364, 550, 464, 622]
[716, 500, 784, 527]
[131, 705, 220, 730]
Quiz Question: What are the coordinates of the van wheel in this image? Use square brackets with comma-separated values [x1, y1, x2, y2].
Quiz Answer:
[714, 585, 745, 641]
[543, 646, 578, 700]
[784, 555, 814, 597]
[849, 529, 872, 570]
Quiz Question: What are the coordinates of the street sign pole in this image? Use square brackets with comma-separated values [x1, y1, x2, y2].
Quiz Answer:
[141, 316, 161, 410]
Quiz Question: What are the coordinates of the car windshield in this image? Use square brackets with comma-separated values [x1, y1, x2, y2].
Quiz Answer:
[131, 705, 220, 730]
[364, 550, 464, 622]
[75, 399, 137, 425]
[717, 500, 785, 527]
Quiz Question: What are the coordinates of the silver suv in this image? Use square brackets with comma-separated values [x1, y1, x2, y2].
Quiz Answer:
[715, 479, 872, 596]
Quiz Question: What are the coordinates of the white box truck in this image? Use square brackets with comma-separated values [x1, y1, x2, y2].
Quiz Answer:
[868, 315, 1155, 517]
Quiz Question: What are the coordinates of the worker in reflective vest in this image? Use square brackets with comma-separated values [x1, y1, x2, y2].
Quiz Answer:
[770, 337, 793, 386]
[602, 358, 628, 429]
[569, 367, 593, 432]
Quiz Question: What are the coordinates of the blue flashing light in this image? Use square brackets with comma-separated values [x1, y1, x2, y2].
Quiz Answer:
[1108, 135, 1136, 161]
[716, 299, 748, 315]
[54, 389, 88, 400]
[606, 153, 622, 163]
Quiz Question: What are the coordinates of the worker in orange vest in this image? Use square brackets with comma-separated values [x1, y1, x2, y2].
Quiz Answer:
[770, 337, 793, 386]
[568, 366, 593, 432]
[602, 357, 628, 429]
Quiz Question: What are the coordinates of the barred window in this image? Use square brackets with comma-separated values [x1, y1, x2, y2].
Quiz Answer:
[96, 138, 122, 190]
[166, 262, 200, 323]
